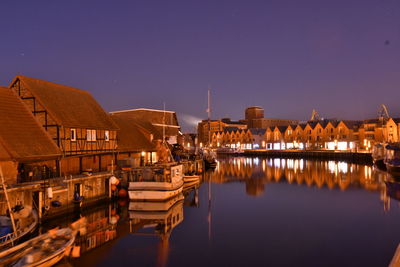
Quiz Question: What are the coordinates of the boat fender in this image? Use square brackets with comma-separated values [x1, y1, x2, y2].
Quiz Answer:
[47, 187, 53, 199]
[72, 246, 81, 258]
[65, 246, 73, 256]
[110, 176, 119, 185]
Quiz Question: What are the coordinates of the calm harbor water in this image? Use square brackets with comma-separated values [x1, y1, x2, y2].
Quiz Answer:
[49, 157, 400, 267]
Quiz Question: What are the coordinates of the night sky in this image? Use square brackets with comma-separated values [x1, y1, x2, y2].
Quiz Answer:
[1, 1, 399, 132]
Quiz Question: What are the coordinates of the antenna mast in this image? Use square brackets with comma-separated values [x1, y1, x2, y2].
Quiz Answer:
[163, 102, 166, 144]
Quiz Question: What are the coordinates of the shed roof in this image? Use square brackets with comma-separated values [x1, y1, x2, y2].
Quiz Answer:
[0, 87, 61, 161]
[110, 109, 180, 138]
[110, 115, 155, 152]
[12, 75, 118, 130]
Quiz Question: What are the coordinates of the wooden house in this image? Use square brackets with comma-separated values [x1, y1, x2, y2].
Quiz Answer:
[9, 76, 118, 175]
[110, 108, 181, 144]
[0, 87, 61, 184]
[109, 113, 156, 166]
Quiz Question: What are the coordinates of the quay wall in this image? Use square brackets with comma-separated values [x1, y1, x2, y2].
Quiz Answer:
[242, 150, 372, 164]
[0, 172, 113, 220]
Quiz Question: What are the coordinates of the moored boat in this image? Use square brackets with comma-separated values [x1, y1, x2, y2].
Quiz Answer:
[128, 164, 184, 201]
[385, 143, 400, 177]
[183, 174, 200, 183]
[372, 143, 386, 170]
[129, 193, 184, 212]
[0, 227, 76, 267]
[0, 207, 38, 250]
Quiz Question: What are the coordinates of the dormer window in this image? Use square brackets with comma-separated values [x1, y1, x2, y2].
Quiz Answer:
[71, 128, 77, 141]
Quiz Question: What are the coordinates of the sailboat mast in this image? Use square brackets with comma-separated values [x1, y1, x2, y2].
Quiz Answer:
[207, 88, 211, 146]
[163, 102, 166, 144]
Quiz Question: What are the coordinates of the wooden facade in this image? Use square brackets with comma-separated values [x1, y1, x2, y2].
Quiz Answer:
[10, 78, 117, 156]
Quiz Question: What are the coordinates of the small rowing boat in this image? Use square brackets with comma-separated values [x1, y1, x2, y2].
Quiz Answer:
[0, 227, 77, 267]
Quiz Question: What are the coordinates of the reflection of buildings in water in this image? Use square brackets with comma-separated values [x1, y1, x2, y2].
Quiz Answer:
[129, 197, 184, 267]
[245, 178, 265, 196]
[74, 205, 119, 254]
[214, 157, 383, 192]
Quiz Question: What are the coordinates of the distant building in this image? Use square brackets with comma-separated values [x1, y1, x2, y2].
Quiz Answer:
[244, 106, 298, 129]
[197, 118, 247, 146]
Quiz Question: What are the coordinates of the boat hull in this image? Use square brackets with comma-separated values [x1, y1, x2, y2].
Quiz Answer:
[204, 160, 217, 169]
[374, 159, 387, 171]
[387, 164, 400, 177]
[0, 209, 38, 250]
[129, 194, 184, 211]
[128, 182, 183, 201]
[183, 175, 200, 183]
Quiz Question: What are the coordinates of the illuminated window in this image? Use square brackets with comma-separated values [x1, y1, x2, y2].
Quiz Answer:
[71, 128, 76, 141]
[105, 130, 110, 141]
[87, 129, 97, 141]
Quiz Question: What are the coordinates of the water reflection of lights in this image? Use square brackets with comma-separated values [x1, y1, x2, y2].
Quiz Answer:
[328, 161, 336, 174]
[213, 157, 380, 192]
[337, 162, 348, 174]
[253, 158, 259, 166]
[274, 158, 281, 168]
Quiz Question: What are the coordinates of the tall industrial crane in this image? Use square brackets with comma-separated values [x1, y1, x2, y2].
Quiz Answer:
[310, 109, 321, 121]
[378, 104, 390, 119]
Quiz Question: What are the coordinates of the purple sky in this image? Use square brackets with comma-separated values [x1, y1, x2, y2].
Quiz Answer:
[0, 1, 399, 132]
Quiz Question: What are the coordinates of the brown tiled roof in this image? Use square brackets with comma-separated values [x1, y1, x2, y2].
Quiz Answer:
[110, 114, 155, 152]
[13, 75, 118, 130]
[0, 87, 61, 161]
[341, 120, 362, 129]
[110, 109, 180, 139]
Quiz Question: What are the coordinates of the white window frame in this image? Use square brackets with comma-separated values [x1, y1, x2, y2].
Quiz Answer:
[86, 129, 92, 141]
[86, 129, 96, 141]
[71, 128, 77, 142]
[105, 130, 110, 142]
[91, 129, 96, 141]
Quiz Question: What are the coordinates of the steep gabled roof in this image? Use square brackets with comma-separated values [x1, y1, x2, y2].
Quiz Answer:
[249, 128, 266, 135]
[223, 126, 240, 132]
[110, 108, 180, 138]
[296, 123, 307, 130]
[320, 119, 339, 128]
[12, 75, 118, 130]
[341, 120, 362, 129]
[277, 126, 288, 133]
[0, 87, 61, 161]
[110, 114, 155, 152]
[307, 121, 321, 129]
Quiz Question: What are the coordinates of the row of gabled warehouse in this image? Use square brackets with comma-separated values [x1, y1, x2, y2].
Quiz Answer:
[0, 75, 181, 186]
[211, 117, 400, 151]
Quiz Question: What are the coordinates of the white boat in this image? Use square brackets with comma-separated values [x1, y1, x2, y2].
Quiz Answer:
[0, 168, 38, 250]
[128, 164, 184, 201]
[0, 207, 38, 250]
[129, 193, 184, 212]
[183, 175, 200, 183]
[129, 197, 184, 230]
[0, 227, 76, 267]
